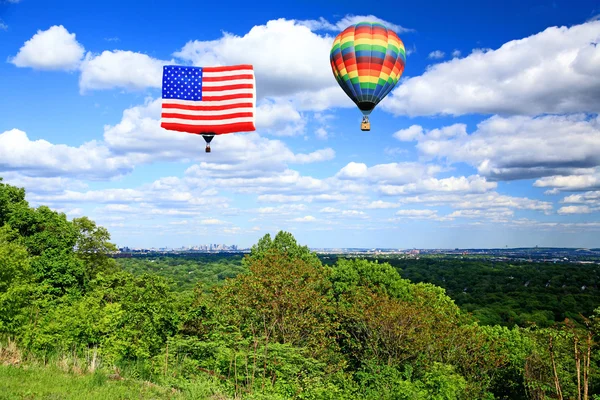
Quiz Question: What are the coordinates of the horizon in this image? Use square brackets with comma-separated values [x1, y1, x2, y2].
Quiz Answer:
[1, 0, 600, 249]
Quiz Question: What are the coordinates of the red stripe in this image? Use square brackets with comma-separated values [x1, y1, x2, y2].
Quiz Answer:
[201, 83, 254, 92]
[201, 93, 255, 101]
[161, 121, 256, 135]
[202, 74, 254, 82]
[162, 102, 253, 111]
[202, 65, 254, 72]
[161, 112, 254, 121]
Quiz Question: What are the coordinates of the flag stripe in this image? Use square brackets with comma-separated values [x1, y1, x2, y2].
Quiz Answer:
[201, 93, 255, 101]
[202, 74, 254, 83]
[203, 65, 253, 72]
[161, 117, 255, 125]
[162, 107, 252, 116]
[203, 69, 254, 78]
[161, 121, 256, 135]
[162, 111, 254, 120]
[162, 102, 254, 111]
[200, 84, 254, 92]
[203, 79, 254, 87]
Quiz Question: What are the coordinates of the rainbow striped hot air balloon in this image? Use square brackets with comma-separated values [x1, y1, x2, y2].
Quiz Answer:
[330, 21, 406, 131]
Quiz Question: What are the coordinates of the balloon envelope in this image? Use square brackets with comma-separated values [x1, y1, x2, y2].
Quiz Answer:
[330, 22, 406, 116]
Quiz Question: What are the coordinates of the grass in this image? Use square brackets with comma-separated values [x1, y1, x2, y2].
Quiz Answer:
[0, 340, 231, 400]
[0, 364, 184, 399]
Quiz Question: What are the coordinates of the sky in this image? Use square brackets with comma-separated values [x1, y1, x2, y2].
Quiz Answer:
[1, 0, 600, 249]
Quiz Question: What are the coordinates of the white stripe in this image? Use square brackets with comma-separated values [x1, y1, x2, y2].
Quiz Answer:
[161, 117, 255, 125]
[162, 88, 254, 99]
[162, 107, 253, 116]
[202, 88, 254, 96]
[162, 98, 253, 107]
[202, 78, 254, 87]
[203, 69, 254, 78]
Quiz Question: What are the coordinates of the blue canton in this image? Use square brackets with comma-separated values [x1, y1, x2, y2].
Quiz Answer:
[162, 65, 203, 100]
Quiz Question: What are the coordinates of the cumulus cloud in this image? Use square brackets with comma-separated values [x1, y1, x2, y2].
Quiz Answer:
[257, 194, 347, 203]
[382, 20, 600, 117]
[561, 191, 600, 205]
[0, 129, 136, 179]
[428, 50, 445, 59]
[102, 97, 334, 174]
[335, 161, 441, 185]
[79, 51, 171, 92]
[451, 49, 461, 58]
[255, 100, 306, 136]
[9, 25, 85, 70]
[173, 19, 335, 99]
[398, 192, 553, 213]
[534, 168, 600, 191]
[379, 175, 496, 195]
[319, 207, 367, 218]
[366, 200, 400, 209]
[396, 209, 437, 217]
[401, 115, 600, 182]
[557, 205, 592, 214]
[291, 216, 316, 222]
[0, 173, 88, 194]
[298, 15, 414, 34]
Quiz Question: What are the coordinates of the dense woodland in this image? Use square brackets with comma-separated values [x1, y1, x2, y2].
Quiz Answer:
[1, 177, 600, 399]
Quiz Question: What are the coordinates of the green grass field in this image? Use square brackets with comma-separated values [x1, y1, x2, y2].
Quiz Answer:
[0, 365, 227, 400]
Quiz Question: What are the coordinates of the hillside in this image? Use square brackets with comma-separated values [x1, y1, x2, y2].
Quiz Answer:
[1, 177, 599, 399]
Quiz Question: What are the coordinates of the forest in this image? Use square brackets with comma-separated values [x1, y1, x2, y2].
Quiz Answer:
[1, 176, 600, 399]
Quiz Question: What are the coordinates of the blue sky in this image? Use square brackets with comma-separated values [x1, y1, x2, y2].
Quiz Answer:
[1, 0, 600, 249]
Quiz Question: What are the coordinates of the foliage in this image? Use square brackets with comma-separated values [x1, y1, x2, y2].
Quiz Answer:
[1, 177, 599, 399]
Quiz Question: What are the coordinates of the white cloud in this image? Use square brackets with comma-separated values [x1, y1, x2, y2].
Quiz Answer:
[0, 21, 7, 31]
[382, 21, 600, 117]
[256, 204, 306, 216]
[428, 50, 445, 59]
[319, 207, 367, 218]
[102, 97, 334, 175]
[396, 209, 437, 217]
[315, 127, 329, 140]
[257, 194, 347, 203]
[0, 173, 88, 194]
[393, 123, 467, 142]
[447, 209, 514, 221]
[534, 168, 600, 191]
[200, 218, 227, 225]
[0, 129, 135, 179]
[255, 100, 306, 136]
[298, 15, 413, 34]
[452, 49, 461, 58]
[9, 25, 85, 70]
[79, 50, 171, 92]
[404, 115, 600, 181]
[396, 192, 553, 215]
[379, 175, 496, 195]
[336, 162, 439, 185]
[557, 205, 592, 214]
[562, 191, 600, 205]
[174, 19, 335, 99]
[366, 200, 400, 209]
[291, 216, 316, 222]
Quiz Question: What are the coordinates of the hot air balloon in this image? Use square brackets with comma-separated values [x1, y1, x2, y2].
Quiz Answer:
[330, 21, 406, 131]
[160, 64, 257, 152]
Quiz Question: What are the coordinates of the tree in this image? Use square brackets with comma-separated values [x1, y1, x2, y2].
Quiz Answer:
[244, 231, 321, 269]
[72, 216, 119, 286]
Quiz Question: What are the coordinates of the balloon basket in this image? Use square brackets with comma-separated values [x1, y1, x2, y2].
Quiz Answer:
[361, 117, 371, 131]
[205, 145, 211, 153]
